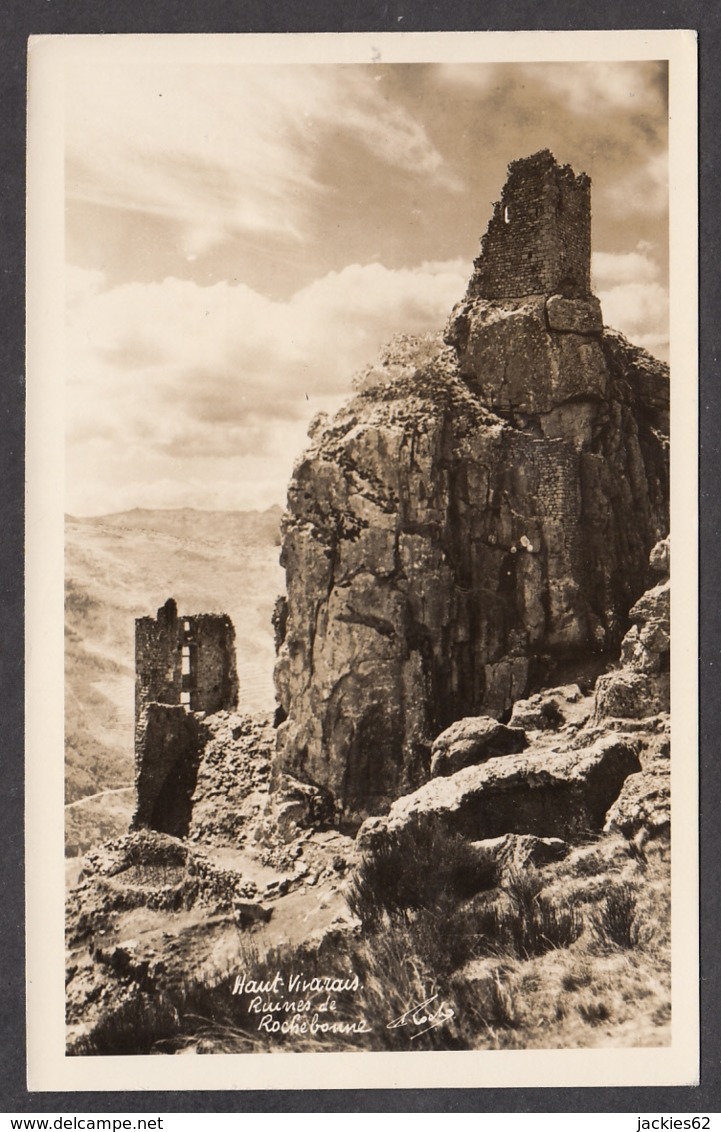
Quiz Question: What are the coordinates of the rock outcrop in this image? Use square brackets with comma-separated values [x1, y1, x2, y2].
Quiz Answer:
[471, 833, 568, 877]
[604, 731, 670, 843]
[273, 152, 669, 824]
[593, 536, 670, 724]
[597, 537, 671, 843]
[355, 540, 670, 857]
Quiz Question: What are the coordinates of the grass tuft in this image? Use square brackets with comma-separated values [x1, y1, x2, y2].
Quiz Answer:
[481, 870, 583, 959]
[577, 997, 612, 1025]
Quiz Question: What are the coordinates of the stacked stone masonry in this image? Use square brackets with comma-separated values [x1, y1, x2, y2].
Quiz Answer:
[469, 150, 592, 301]
[135, 597, 238, 718]
[132, 599, 238, 836]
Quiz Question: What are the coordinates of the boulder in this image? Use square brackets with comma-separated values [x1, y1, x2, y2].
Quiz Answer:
[649, 536, 670, 576]
[357, 736, 640, 849]
[601, 328, 670, 415]
[264, 774, 336, 842]
[508, 684, 586, 731]
[234, 901, 273, 930]
[620, 582, 670, 675]
[93, 941, 166, 988]
[593, 541, 670, 723]
[593, 670, 669, 721]
[449, 296, 608, 413]
[430, 716, 527, 778]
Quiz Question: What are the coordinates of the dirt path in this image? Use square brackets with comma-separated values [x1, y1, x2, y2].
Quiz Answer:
[65, 785, 134, 809]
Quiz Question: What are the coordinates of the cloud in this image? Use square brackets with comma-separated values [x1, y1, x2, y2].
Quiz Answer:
[429, 60, 668, 238]
[592, 245, 659, 287]
[66, 234, 670, 515]
[434, 61, 666, 118]
[65, 64, 456, 257]
[523, 62, 665, 117]
[62, 59, 670, 510]
[601, 149, 668, 216]
[66, 264, 105, 307]
[433, 64, 502, 93]
[65, 259, 468, 514]
[592, 243, 669, 360]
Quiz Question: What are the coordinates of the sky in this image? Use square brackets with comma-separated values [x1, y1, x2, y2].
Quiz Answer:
[64, 56, 669, 516]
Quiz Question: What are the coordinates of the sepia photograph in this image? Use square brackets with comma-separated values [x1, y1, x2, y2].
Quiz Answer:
[25, 30, 698, 1091]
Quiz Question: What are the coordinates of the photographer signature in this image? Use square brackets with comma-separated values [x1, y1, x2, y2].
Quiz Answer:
[387, 994, 455, 1040]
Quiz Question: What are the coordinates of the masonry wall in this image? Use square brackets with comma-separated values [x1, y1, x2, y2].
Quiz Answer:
[135, 598, 238, 719]
[470, 150, 591, 300]
[188, 614, 240, 714]
[131, 704, 205, 837]
[135, 598, 183, 716]
[133, 598, 238, 837]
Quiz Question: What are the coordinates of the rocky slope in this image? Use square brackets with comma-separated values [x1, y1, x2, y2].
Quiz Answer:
[65, 711, 356, 1051]
[65, 541, 671, 1053]
[357, 534, 669, 885]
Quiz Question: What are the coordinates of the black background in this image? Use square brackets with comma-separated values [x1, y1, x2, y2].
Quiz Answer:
[2, 0, 719, 1115]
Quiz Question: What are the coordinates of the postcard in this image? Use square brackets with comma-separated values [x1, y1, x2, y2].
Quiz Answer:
[25, 29, 698, 1091]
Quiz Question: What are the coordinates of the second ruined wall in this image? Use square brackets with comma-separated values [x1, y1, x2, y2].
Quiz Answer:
[135, 598, 239, 718]
[132, 599, 238, 836]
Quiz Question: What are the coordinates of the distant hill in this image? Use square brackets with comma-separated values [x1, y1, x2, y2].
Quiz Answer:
[65, 506, 284, 852]
[74, 506, 283, 547]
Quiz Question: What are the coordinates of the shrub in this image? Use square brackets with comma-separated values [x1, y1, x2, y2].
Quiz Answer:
[415, 868, 583, 964]
[568, 850, 607, 878]
[75, 925, 479, 1055]
[69, 991, 181, 1056]
[476, 971, 519, 1030]
[593, 882, 645, 950]
[561, 962, 592, 992]
[346, 819, 498, 930]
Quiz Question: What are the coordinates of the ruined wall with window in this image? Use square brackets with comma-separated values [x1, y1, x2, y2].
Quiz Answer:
[135, 597, 238, 716]
[132, 598, 238, 836]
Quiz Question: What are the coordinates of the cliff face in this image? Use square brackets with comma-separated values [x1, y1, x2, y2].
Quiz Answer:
[273, 153, 669, 827]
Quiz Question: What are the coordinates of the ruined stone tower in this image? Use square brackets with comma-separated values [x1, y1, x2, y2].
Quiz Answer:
[469, 149, 591, 301]
[448, 150, 604, 419]
[132, 598, 238, 836]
